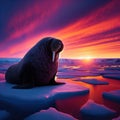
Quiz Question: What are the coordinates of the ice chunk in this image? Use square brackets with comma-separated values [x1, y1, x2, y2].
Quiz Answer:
[80, 99, 116, 120]
[102, 74, 120, 80]
[103, 90, 120, 103]
[25, 107, 77, 120]
[0, 81, 89, 119]
[0, 110, 10, 120]
[75, 79, 109, 85]
[57, 75, 77, 79]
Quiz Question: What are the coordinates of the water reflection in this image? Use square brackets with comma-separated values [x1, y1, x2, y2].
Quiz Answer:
[55, 75, 120, 119]
[55, 94, 89, 119]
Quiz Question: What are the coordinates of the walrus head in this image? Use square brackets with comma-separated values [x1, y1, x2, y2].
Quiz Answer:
[50, 39, 64, 62]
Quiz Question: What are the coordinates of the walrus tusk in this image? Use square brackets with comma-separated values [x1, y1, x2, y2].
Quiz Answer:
[52, 51, 55, 62]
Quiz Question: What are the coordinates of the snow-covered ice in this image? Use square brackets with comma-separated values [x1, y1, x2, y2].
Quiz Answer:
[74, 78, 109, 85]
[0, 110, 10, 120]
[0, 81, 89, 119]
[25, 107, 77, 120]
[103, 90, 120, 103]
[80, 99, 116, 120]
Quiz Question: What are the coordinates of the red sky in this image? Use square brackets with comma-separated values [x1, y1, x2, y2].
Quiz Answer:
[0, 0, 120, 59]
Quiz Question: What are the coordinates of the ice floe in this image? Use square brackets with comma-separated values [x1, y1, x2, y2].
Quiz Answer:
[102, 74, 120, 80]
[80, 99, 116, 120]
[25, 107, 77, 120]
[103, 90, 120, 103]
[0, 81, 89, 119]
[74, 78, 109, 85]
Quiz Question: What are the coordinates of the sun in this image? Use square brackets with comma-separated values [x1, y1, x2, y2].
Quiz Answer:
[80, 56, 93, 63]
[79, 56, 93, 60]
[84, 56, 93, 60]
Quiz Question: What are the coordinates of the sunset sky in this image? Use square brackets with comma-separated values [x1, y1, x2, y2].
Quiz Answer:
[0, 0, 120, 59]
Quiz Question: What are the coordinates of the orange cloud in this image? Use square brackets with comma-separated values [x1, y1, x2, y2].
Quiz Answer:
[0, 0, 119, 59]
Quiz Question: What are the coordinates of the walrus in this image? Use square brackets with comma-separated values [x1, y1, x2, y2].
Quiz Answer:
[5, 37, 64, 89]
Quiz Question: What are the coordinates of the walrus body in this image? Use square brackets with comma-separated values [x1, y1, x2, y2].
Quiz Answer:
[5, 37, 64, 88]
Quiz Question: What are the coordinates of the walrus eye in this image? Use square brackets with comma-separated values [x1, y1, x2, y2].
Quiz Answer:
[52, 51, 55, 62]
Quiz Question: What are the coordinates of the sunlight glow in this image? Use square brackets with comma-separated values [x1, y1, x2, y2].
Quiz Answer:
[80, 56, 93, 64]
[80, 56, 93, 60]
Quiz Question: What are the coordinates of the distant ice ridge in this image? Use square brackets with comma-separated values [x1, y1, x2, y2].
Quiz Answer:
[0, 58, 120, 74]
[0, 58, 20, 73]
[0, 58, 20, 63]
[59, 58, 120, 65]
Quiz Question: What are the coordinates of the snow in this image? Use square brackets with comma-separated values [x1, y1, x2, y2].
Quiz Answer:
[80, 99, 116, 120]
[0, 110, 10, 120]
[103, 90, 120, 103]
[0, 81, 89, 119]
[74, 78, 109, 85]
[25, 107, 77, 120]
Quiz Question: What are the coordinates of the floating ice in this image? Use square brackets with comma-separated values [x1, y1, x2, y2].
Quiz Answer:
[102, 74, 120, 80]
[25, 107, 77, 120]
[80, 99, 116, 120]
[0, 81, 89, 119]
[103, 90, 120, 103]
[74, 79, 109, 85]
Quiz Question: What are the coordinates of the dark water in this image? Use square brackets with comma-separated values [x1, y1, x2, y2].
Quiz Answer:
[0, 58, 120, 119]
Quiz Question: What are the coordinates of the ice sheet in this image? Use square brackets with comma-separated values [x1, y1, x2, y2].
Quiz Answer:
[0, 81, 89, 119]
[75, 78, 109, 85]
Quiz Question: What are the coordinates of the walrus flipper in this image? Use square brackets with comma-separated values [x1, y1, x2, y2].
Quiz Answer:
[49, 74, 65, 85]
